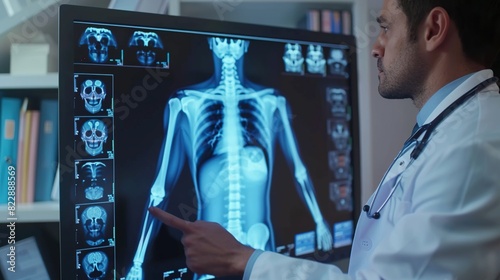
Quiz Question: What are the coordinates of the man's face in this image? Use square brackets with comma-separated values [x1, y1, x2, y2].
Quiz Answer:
[372, 0, 426, 100]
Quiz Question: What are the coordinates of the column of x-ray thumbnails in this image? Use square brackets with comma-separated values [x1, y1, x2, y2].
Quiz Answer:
[282, 44, 353, 211]
[283, 42, 354, 253]
[325, 48, 354, 250]
[71, 22, 171, 280]
[73, 71, 116, 280]
[74, 24, 117, 280]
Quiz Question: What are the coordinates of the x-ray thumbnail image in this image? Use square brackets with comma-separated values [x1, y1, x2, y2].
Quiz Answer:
[125, 30, 170, 68]
[329, 181, 353, 212]
[305, 44, 326, 76]
[75, 203, 115, 249]
[282, 42, 305, 75]
[326, 87, 350, 118]
[76, 247, 115, 280]
[74, 117, 114, 159]
[75, 160, 114, 204]
[326, 48, 349, 78]
[76, 25, 122, 65]
[74, 74, 114, 117]
[328, 150, 351, 180]
[327, 119, 351, 151]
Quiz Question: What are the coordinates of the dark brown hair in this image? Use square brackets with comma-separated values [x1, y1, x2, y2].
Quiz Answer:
[397, 0, 500, 67]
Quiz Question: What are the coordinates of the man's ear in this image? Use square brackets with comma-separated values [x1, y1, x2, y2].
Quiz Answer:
[422, 7, 450, 52]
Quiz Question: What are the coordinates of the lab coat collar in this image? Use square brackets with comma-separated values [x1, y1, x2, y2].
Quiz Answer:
[423, 69, 498, 125]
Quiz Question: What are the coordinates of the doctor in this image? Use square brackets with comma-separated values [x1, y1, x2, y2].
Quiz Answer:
[149, 0, 500, 278]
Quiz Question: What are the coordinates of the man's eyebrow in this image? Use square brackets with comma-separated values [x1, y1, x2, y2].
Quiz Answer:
[376, 15, 388, 24]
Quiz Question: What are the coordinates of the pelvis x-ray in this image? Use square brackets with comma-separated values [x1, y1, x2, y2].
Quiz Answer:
[126, 37, 334, 280]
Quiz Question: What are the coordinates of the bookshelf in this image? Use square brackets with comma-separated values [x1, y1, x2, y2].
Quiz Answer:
[0, 74, 59, 222]
[0, 201, 59, 223]
[0, 73, 58, 89]
[169, 0, 353, 29]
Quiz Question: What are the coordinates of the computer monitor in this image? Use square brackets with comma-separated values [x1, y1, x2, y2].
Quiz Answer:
[59, 5, 361, 279]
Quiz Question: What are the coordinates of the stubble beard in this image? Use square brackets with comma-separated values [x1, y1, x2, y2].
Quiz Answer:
[377, 42, 426, 101]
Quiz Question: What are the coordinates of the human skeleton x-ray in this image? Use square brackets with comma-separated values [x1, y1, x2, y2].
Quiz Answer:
[127, 37, 333, 280]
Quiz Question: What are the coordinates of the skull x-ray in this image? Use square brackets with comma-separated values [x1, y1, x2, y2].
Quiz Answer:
[74, 117, 113, 159]
[328, 150, 351, 180]
[327, 48, 349, 77]
[327, 119, 351, 151]
[76, 203, 114, 249]
[81, 119, 108, 156]
[78, 27, 118, 64]
[326, 87, 349, 118]
[75, 160, 113, 203]
[76, 247, 114, 280]
[81, 80, 107, 114]
[74, 74, 113, 117]
[330, 181, 353, 212]
[128, 31, 165, 66]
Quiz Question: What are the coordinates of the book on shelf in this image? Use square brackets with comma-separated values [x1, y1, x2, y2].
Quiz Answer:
[0, 97, 23, 204]
[297, 9, 320, 32]
[34, 99, 58, 202]
[298, 8, 352, 35]
[26, 109, 40, 203]
[17, 98, 41, 203]
[0, 96, 57, 205]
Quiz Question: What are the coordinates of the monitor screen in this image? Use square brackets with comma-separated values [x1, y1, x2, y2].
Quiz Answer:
[59, 5, 360, 280]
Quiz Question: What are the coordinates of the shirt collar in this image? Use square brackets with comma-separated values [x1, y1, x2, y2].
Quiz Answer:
[416, 73, 474, 126]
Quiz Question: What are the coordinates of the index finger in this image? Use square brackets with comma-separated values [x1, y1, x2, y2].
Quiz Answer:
[149, 206, 192, 233]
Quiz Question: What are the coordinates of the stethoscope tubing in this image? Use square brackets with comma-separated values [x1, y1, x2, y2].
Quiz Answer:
[363, 76, 499, 220]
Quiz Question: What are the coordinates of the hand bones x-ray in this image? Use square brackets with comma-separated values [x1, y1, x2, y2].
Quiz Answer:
[126, 37, 333, 280]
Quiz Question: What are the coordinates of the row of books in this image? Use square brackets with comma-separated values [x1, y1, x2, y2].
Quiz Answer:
[298, 9, 352, 35]
[0, 96, 58, 204]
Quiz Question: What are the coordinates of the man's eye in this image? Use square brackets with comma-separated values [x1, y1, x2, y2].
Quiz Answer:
[380, 26, 389, 33]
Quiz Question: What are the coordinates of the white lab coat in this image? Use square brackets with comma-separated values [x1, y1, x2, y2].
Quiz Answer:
[247, 69, 500, 280]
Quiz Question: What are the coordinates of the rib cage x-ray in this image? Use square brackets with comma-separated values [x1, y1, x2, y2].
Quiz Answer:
[126, 37, 334, 280]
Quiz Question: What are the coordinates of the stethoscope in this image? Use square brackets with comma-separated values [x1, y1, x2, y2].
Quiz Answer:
[363, 76, 499, 220]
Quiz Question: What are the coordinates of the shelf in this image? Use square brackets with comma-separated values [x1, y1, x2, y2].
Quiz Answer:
[0, 201, 59, 223]
[0, 73, 58, 89]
